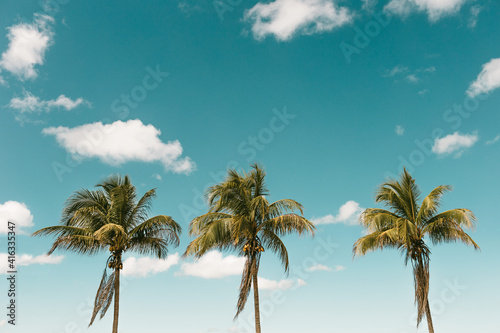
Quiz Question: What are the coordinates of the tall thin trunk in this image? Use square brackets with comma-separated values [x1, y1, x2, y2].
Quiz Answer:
[425, 299, 434, 333]
[112, 267, 120, 333]
[252, 268, 261, 333]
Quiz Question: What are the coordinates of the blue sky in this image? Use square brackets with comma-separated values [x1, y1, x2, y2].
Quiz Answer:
[0, 0, 500, 332]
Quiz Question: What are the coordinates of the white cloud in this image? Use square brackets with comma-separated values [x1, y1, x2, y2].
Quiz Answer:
[42, 119, 195, 174]
[334, 265, 346, 272]
[467, 5, 481, 29]
[486, 135, 500, 145]
[362, 0, 378, 12]
[385, 65, 435, 84]
[152, 173, 163, 181]
[306, 264, 332, 272]
[244, 0, 352, 41]
[432, 132, 478, 157]
[258, 277, 306, 290]
[17, 254, 64, 265]
[9, 91, 89, 114]
[0, 14, 54, 80]
[385, 0, 466, 21]
[467, 58, 500, 97]
[122, 253, 180, 278]
[395, 125, 405, 136]
[0, 253, 64, 274]
[178, 251, 246, 279]
[0, 201, 34, 234]
[311, 200, 363, 226]
[406, 74, 419, 83]
[385, 65, 408, 77]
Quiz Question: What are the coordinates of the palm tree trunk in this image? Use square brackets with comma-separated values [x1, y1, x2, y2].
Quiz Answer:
[425, 299, 434, 333]
[112, 267, 120, 333]
[252, 269, 262, 333]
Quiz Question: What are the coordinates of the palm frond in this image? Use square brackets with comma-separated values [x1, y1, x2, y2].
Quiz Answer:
[258, 214, 315, 237]
[417, 185, 453, 225]
[184, 217, 235, 258]
[268, 199, 304, 218]
[89, 260, 115, 326]
[129, 215, 181, 247]
[413, 254, 430, 326]
[128, 236, 171, 258]
[423, 210, 479, 249]
[261, 229, 289, 273]
[359, 208, 400, 232]
[235, 254, 259, 318]
[93, 223, 127, 246]
[353, 228, 400, 256]
[126, 188, 157, 227]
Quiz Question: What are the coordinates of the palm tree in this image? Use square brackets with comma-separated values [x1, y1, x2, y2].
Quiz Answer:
[184, 164, 315, 333]
[353, 169, 479, 333]
[33, 175, 181, 333]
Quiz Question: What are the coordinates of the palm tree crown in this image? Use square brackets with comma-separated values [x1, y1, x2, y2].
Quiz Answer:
[184, 164, 315, 332]
[33, 175, 181, 333]
[353, 169, 479, 332]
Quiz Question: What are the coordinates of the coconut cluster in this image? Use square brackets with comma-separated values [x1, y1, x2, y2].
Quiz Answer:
[108, 246, 123, 270]
[242, 244, 264, 253]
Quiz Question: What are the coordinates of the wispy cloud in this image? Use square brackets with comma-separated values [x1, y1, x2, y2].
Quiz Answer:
[258, 277, 306, 291]
[384, 65, 435, 85]
[0, 201, 34, 234]
[9, 91, 89, 114]
[306, 264, 332, 272]
[244, 0, 352, 41]
[432, 132, 478, 158]
[0, 14, 54, 80]
[311, 200, 363, 226]
[467, 5, 482, 29]
[42, 119, 195, 174]
[385, 0, 467, 22]
[0, 253, 64, 274]
[406, 74, 419, 83]
[122, 254, 180, 278]
[361, 0, 378, 12]
[467, 58, 500, 97]
[395, 125, 405, 136]
[485, 135, 500, 145]
[385, 65, 408, 77]
[334, 265, 346, 272]
[178, 251, 245, 279]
